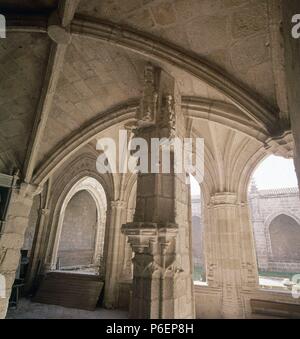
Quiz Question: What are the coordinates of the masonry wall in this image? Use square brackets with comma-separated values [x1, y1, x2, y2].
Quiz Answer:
[192, 188, 300, 274]
[57, 190, 97, 268]
[23, 195, 40, 255]
[248, 188, 300, 273]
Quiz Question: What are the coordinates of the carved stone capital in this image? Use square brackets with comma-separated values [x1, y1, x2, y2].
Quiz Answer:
[122, 222, 178, 256]
[210, 193, 238, 206]
[123, 222, 182, 281]
[110, 200, 126, 210]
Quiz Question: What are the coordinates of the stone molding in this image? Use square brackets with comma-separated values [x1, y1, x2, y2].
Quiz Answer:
[33, 102, 138, 185]
[110, 200, 126, 210]
[47, 11, 72, 45]
[210, 192, 238, 206]
[31, 96, 284, 188]
[6, 14, 278, 130]
[123, 222, 178, 256]
[70, 16, 277, 130]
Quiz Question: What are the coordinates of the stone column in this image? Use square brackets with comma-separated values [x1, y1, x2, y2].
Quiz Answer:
[104, 200, 127, 308]
[93, 212, 106, 269]
[206, 193, 259, 319]
[248, 188, 268, 271]
[122, 64, 195, 319]
[0, 182, 40, 319]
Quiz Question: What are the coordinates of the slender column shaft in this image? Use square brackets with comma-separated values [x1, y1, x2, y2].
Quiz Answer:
[206, 193, 259, 319]
[104, 200, 126, 308]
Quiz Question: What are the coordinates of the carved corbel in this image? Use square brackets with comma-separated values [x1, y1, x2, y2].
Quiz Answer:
[19, 183, 44, 200]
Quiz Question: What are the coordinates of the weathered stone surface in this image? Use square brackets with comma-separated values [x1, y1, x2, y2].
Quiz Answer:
[121, 65, 194, 319]
[0, 33, 50, 174]
[229, 34, 270, 72]
[0, 185, 37, 319]
[249, 187, 300, 273]
[2, 0, 300, 320]
[151, 2, 177, 26]
[231, 2, 268, 39]
[187, 15, 229, 55]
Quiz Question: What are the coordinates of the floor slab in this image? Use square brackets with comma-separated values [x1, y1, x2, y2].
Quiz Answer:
[6, 299, 128, 319]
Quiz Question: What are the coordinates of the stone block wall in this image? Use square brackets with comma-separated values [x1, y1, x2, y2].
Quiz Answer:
[57, 190, 97, 268]
[249, 187, 300, 273]
[0, 185, 35, 319]
[192, 188, 300, 275]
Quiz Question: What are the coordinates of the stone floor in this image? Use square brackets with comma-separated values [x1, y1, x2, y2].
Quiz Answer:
[6, 299, 128, 319]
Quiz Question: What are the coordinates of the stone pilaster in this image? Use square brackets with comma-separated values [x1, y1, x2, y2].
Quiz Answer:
[206, 193, 259, 319]
[122, 64, 195, 319]
[0, 182, 41, 318]
[104, 200, 127, 309]
[248, 193, 268, 271]
[24, 207, 50, 293]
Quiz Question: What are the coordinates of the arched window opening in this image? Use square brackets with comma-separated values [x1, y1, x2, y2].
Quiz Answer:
[269, 214, 300, 262]
[57, 190, 97, 270]
[190, 174, 206, 283]
[248, 155, 300, 289]
[54, 177, 107, 276]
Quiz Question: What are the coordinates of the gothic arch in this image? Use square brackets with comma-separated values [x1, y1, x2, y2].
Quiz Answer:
[70, 17, 277, 129]
[33, 102, 138, 186]
[43, 154, 115, 270]
[265, 211, 300, 229]
[50, 153, 114, 202]
[266, 213, 300, 262]
[49, 176, 107, 271]
[31, 97, 275, 188]
[182, 97, 270, 142]
[8, 16, 278, 129]
[264, 212, 300, 260]
[239, 130, 294, 202]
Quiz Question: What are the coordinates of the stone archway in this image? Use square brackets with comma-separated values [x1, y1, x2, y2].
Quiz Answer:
[57, 190, 98, 270]
[269, 214, 300, 262]
[50, 177, 107, 273]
